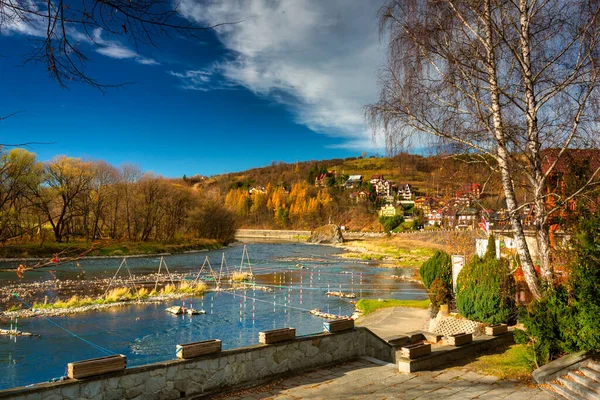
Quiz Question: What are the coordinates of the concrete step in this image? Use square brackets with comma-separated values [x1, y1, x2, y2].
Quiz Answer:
[549, 381, 585, 400]
[588, 360, 600, 373]
[568, 371, 600, 395]
[557, 376, 600, 400]
[583, 367, 600, 382]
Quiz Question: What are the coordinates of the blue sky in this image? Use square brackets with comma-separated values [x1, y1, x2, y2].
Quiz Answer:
[0, 0, 387, 177]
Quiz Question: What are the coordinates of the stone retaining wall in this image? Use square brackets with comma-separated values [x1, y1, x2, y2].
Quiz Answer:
[235, 229, 311, 240]
[0, 327, 392, 400]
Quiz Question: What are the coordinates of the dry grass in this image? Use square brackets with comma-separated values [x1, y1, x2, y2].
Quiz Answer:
[161, 283, 176, 295]
[231, 271, 252, 282]
[177, 281, 207, 294]
[104, 287, 132, 302]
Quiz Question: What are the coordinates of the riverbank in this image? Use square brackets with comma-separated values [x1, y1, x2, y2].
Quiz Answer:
[0, 238, 224, 262]
[330, 235, 438, 268]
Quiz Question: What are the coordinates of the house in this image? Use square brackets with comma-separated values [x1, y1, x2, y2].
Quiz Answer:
[374, 179, 393, 196]
[426, 208, 444, 225]
[399, 184, 413, 200]
[369, 174, 391, 196]
[456, 207, 479, 229]
[370, 174, 385, 184]
[344, 175, 363, 189]
[315, 173, 329, 187]
[249, 186, 266, 195]
[456, 183, 482, 201]
[379, 204, 397, 217]
[542, 148, 600, 216]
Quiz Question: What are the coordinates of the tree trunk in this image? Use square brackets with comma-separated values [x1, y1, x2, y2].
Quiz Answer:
[484, 0, 542, 299]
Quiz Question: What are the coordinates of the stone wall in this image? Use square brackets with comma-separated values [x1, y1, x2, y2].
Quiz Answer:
[235, 229, 311, 240]
[0, 327, 392, 400]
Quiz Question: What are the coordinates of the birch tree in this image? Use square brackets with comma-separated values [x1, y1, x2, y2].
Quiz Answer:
[367, 0, 600, 299]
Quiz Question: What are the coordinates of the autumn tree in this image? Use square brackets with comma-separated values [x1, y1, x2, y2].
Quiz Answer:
[0, 149, 43, 241]
[368, 0, 600, 299]
[32, 156, 95, 242]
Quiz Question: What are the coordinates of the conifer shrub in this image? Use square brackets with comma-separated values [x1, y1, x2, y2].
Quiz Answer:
[419, 250, 451, 289]
[516, 213, 600, 366]
[456, 236, 516, 324]
[429, 278, 451, 307]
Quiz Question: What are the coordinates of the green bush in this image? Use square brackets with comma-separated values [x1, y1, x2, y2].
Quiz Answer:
[517, 214, 600, 366]
[378, 215, 404, 233]
[515, 287, 575, 366]
[456, 236, 516, 324]
[419, 250, 451, 289]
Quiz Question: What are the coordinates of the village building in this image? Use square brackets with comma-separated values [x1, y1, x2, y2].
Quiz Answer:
[249, 186, 267, 195]
[456, 207, 479, 229]
[379, 204, 398, 217]
[344, 175, 363, 189]
[314, 173, 329, 187]
[398, 183, 413, 200]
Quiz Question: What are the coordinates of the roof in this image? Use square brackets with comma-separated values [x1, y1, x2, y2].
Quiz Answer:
[347, 175, 363, 182]
[541, 148, 600, 176]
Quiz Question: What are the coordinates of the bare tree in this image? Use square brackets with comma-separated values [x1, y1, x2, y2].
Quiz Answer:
[1, 0, 233, 89]
[367, 0, 600, 299]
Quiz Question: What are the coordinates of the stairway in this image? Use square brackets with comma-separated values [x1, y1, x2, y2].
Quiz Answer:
[546, 359, 600, 400]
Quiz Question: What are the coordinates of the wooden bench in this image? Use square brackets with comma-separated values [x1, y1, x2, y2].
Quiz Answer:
[323, 318, 354, 333]
[259, 328, 296, 344]
[444, 332, 473, 346]
[400, 343, 431, 359]
[176, 339, 222, 359]
[485, 324, 508, 336]
[67, 354, 126, 379]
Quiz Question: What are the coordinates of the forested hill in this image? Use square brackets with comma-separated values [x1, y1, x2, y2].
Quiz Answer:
[192, 153, 504, 204]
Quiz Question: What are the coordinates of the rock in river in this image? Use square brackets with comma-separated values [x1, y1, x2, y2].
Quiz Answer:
[307, 224, 344, 244]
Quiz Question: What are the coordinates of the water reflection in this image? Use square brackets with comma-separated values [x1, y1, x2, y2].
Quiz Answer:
[0, 242, 426, 389]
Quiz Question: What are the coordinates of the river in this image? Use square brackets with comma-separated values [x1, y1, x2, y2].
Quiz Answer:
[0, 242, 427, 390]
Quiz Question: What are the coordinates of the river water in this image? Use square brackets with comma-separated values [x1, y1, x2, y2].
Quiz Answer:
[0, 242, 426, 390]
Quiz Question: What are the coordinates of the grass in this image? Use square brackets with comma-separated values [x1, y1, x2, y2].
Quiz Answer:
[356, 298, 430, 315]
[30, 282, 207, 311]
[456, 344, 536, 382]
[340, 238, 436, 268]
[231, 271, 252, 282]
[0, 238, 223, 259]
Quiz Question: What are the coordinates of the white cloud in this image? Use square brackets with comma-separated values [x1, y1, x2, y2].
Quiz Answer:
[91, 28, 159, 65]
[1, 0, 46, 37]
[168, 69, 213, 91]
[177, 0, 387, 150]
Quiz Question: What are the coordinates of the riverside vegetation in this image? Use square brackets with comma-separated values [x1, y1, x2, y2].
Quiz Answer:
[7, 282, 207, 316]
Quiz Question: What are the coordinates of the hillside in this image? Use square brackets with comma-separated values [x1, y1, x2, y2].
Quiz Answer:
[195, 153, 504, 202]
[185, 153, 508, 232]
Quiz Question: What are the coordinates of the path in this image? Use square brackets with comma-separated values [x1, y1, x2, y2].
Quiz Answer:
[217, 358, 553, 400]
[216, 307, 551, 399]
[355, 306, 429, 338]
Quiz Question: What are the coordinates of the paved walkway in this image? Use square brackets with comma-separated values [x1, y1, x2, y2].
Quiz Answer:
[356, 307, 429, 338]
[217, 358, 553, 400]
